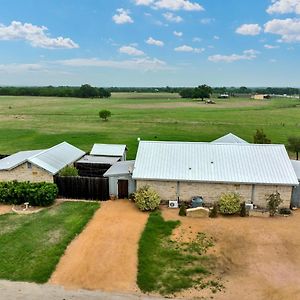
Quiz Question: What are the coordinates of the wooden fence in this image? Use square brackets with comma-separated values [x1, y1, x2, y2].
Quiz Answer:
[54, 176, 109, 201]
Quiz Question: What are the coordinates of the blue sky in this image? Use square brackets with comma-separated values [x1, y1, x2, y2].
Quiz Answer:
[0, 0, 299, 87]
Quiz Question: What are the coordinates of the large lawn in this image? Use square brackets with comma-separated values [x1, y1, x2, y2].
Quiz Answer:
[0, 93, 299, 158]
[0, 201, 99, 283]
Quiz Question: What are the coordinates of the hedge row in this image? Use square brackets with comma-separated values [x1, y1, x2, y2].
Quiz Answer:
[0, 181, 58, 207]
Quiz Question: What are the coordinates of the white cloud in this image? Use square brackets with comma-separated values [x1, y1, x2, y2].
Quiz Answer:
[134, 0, 154, 5]
[208, 49, 259, 63]
[163, 12, 183, 23]
[200, 18, 215, 25]
[264, 18, 300, 42]
[112, 8, 133, 24]
[267, 0, 300, 14]
[213, 35, 220, 40]
[236, 24, 262, 36]
[119, 45, 145, 56]
[154, 0, 204, 11]
[134, 0, 204, 11]
[174, 31, 183, 37]
[58, 57, 168, 71]
[174, 45, 204, 53]
[264, 44, 280, 49]
[0, 21, 79, 49]
[0, 63, 43, 73]
[146, 37, 164, 46]
[193, 37, 202, 42]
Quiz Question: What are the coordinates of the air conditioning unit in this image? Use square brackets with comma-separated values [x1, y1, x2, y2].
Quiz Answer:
[169, 200, 179, 208]
[245, 203, 254, 210]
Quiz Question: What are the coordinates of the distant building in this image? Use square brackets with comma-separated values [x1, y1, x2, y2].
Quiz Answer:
[218, 94, 229, 99]
[252, 94, 271, 100]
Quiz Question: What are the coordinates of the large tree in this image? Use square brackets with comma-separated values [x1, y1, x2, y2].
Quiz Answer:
[253, 129, 271, 144]
[287, 137, 300, 160]
[193, 84, 213, 101]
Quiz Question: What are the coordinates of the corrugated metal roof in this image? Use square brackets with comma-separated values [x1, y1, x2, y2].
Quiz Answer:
[104, 160, 135, 177]
[90, 144, 126, 157]
[77, 155, 120, 165]
[132, 141, 298, 186]
[212, 133, 249, 144]
[291, 160, 300, 180]
[0, 150, 44, 170]
[28, 142, 85, 175]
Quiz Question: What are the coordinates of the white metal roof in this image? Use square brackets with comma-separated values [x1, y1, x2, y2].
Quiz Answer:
[132, 141, 298, 186]
[291, 160, 300, 180]
[212, 133, 249, 144]
[104, 160, 135, 177]
[90, 144, 126, 157]
[77, 155, 120, 165]
[28, 142, 85, 175]
[0, 150, 44, 171]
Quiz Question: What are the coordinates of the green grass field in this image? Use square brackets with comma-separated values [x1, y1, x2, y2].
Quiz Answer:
[0, 202, 99, 283]
[0, 93, 299, 159]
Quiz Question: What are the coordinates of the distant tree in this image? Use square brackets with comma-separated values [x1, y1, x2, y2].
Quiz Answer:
[287, 137, 300, 160]
[99, 110, 111, 121]
[253, 129, 271, 144]
[77, 84, 99, 98]
[179, 88, 194, 98]
[98, 88, 111, 98]
[193, 84, 212, 101]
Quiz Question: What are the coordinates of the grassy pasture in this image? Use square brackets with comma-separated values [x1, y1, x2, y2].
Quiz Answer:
[0, 93, 299, 159]
[0, 201, 99, 283]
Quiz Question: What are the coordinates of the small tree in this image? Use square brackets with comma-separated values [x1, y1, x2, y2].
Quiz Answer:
[266, 192, 283, 217]
[253, 129, 271, 144]
[209, 203, 218, 218]
[218, 192, 242, 215]
[135, 185, 161, 211]
[287, 137, 300, 160]
[59, 166, 79, 177]
[99, 110, 111, 121]
[179, 202, 187, 216]
[240, 201, 247, 217]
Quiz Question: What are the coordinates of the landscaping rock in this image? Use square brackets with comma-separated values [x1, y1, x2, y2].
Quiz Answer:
[186, 207, 209, 218]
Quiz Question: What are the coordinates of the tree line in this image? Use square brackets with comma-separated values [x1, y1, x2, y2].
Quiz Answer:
[0, 84, 111, 98]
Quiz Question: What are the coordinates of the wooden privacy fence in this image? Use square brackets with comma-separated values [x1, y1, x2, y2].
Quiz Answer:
[54, 176, 109, 201]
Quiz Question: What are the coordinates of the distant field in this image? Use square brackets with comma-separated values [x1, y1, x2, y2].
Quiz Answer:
[0, 93, 299, 159]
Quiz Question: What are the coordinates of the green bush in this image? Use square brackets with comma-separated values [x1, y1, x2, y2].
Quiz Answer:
[240, 201, 247, 217]
[179, 202, 187, 216]
[0, 181, 58, 207]
[209, 203, 218, 218]
[266, 192, 283, 217]
[135, 185, 160, 212]
[59, 166, 79, 177]
[218, 192, 242, 215]
[99, 109, 111, 121]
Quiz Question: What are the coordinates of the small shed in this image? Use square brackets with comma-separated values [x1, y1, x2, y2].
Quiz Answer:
[90, 144, 127, 161]
[291, 160, 300, 207]
[75, 155, 120, 177]
[252, 94, 271, 100]
[104, 160, 135, 199]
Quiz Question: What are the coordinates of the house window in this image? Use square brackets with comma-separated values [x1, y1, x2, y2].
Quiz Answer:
[27, 162, 32, 169]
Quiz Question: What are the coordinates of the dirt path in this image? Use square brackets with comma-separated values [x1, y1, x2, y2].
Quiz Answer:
[0, 205, 12, 215]
[163, 208, 300, 300]
[50, 200, 148, 293]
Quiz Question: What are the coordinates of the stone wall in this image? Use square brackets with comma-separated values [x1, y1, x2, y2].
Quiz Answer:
[136, 180, 293, 208]
[0, 163, 53, 183]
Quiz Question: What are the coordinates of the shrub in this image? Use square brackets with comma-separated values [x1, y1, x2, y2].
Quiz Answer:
[59, 166, 79, 177]
[135, 185, 160, 212]
[99, 109, 111, 121]
[209, 203, 218, 218]
[240, 201, 247, 217]
[279, 207, 292, 215]
[218, 192, 241, 215]
[0, 181, 58, 207]
[179, 202, 187, 216]
[266, 192, 283, 217]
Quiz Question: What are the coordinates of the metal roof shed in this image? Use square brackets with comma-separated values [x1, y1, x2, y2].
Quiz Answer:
[90, 144, 127, 160]
[212, 133, 248, 144]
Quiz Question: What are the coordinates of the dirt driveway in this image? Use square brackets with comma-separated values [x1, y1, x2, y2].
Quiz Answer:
[50, 200, 148, 293]
[163, 208, 300, 300]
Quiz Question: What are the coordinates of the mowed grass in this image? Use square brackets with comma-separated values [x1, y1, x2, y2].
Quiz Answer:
[0, 201, 99, 283]
[137, 212, 219, 295]
[0, 93, 300, 159]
